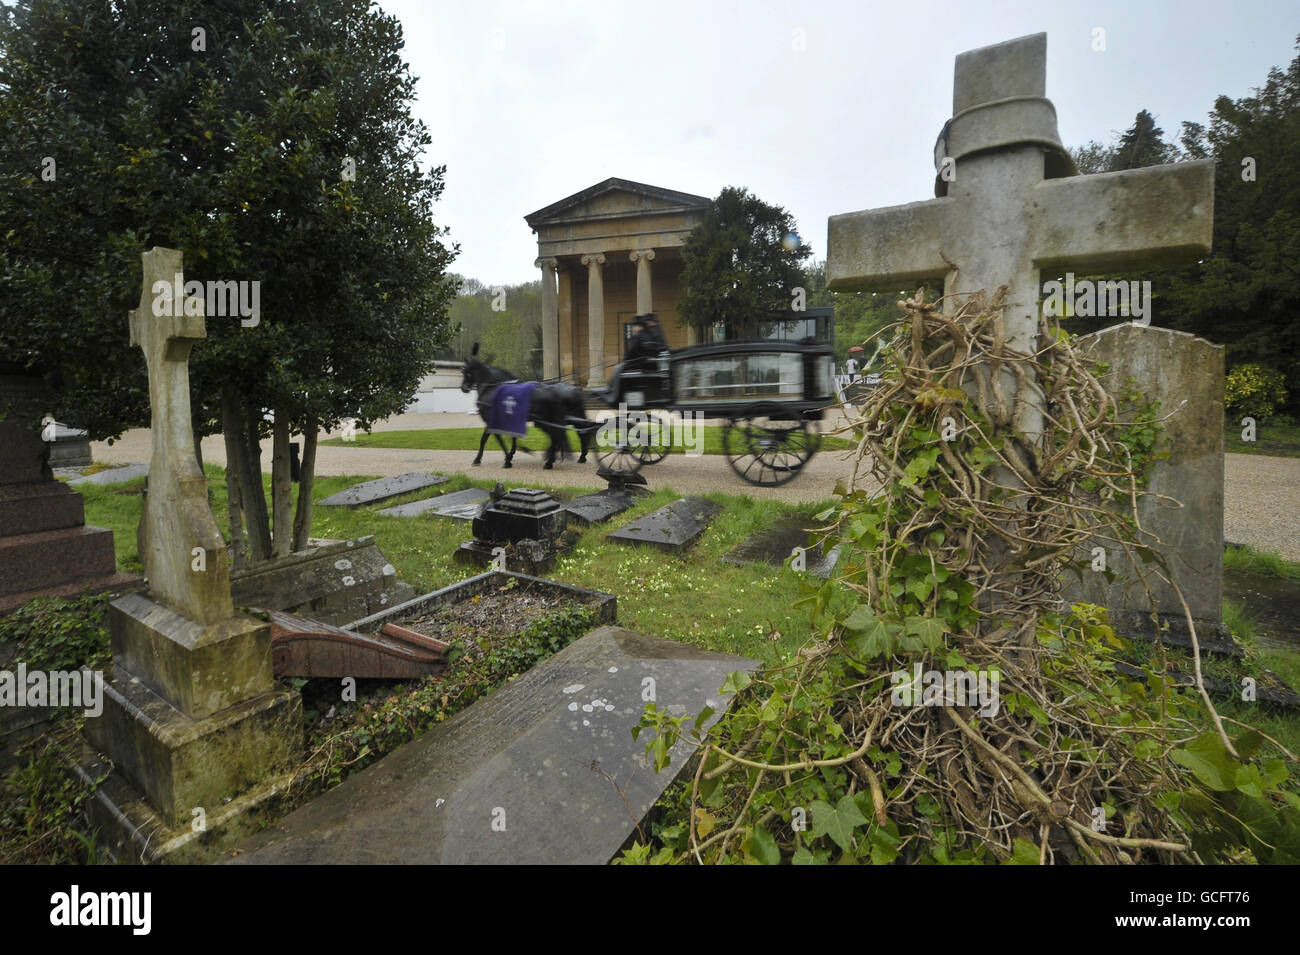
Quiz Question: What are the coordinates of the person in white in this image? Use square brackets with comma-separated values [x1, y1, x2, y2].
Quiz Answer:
[845, 356, 859, 380]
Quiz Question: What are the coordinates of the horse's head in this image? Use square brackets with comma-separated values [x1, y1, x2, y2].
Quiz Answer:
[461, 342, 484, 393]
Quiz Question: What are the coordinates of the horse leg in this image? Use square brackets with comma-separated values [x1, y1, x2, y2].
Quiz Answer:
[543, 426, 556, 469]
[495, 434, 513, 468]
[473, 428, 489, 466]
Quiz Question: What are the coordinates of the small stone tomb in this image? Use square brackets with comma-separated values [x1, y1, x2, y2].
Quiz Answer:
[456, 487, 576, 573]
[233, 625, 755, 864]
[608, 497, 721, 552]
[724, 514, 841, 579]
[42, 419, 92, 468]
[377, 487, 489, 520]
[319, 471, 448, 508]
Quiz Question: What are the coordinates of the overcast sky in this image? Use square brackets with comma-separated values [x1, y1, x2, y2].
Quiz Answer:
[380, 0, 1299, 285]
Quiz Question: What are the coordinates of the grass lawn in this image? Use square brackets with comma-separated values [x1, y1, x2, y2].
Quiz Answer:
[1225, 414, 1300, 458]
[81, 467, 839, 666]
[320, 425, 855, 455]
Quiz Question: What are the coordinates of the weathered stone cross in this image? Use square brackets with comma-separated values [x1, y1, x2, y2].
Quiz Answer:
[129, 247, 232, 625]
[827, 32, 1214, 436]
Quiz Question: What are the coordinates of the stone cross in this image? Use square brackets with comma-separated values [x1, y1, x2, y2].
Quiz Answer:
[827, 32, 1214, 437]
[129, 247, 232, 625]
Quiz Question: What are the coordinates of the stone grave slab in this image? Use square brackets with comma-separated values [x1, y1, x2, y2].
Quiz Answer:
[564, 489, 639, 525]
[724, 514, 841, 579]
[232, 625, 756, 864]
[1066, 324, 1229, 641]
[377, 488, 489, 521]
[230, 536, 414, 626]
[319, 472, 448, 508]
[608, 497, 721, 552]
[68, 462, 149, 486]
[44, 420, 92, 468]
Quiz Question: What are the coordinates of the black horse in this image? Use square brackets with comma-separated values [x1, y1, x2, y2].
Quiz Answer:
[461, 344, 595, 469]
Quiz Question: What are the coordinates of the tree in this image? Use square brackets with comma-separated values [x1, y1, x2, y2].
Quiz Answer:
[801, 260, 912, 366]
[1162, 39, 1300, 410]
[0, 0, 458, 563]
[1108, 109, 1178, 171]
[678, 186, 812, 339]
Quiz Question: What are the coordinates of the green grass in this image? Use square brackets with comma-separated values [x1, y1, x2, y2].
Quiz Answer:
[1225, 414, 1300, 458]
[1225, 544, 1300, 580]
[320, 425, 854, 455]
[80, 466, 838, 665]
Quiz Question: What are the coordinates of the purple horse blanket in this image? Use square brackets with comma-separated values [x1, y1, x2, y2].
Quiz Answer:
[487, 381, 537, 438]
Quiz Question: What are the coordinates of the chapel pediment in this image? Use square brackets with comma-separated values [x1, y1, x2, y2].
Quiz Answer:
[525, 178, 710, 227]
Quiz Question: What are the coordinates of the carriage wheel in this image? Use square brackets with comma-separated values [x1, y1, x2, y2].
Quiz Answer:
[593, 418, 648, 474]
[636, 411, 674, 465]
[723, 406, 821, 487]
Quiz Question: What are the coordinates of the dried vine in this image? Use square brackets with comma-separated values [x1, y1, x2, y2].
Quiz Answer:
[627, 288, 1298, 866]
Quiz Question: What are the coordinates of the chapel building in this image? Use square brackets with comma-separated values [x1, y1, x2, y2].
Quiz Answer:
[525, 177, 711, 387]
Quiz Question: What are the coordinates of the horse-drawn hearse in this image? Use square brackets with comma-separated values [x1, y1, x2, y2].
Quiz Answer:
[461, 307, 837, 487]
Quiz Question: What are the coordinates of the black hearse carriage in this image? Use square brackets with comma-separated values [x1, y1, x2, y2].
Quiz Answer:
[594, 308, 836, 486]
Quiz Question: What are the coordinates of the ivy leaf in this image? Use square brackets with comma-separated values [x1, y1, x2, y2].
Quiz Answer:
[791, 846, 817, 865]
[1170, 732, 1236, 792]
[719, 670, 751, 695]
[905, 615, 946, 650]
[742, 823, 781, 865]
[1006, 837, 1041, 864]
[694, 808, 718, 839]
[810, 795, 869, 852]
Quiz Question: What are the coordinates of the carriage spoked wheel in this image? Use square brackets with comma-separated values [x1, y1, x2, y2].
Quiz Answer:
[593, 418, 648, 474]
[723, 404, 822, 487]
[635, 410, 674, 465]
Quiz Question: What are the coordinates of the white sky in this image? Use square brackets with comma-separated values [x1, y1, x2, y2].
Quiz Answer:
[381, 0, 1300, 285]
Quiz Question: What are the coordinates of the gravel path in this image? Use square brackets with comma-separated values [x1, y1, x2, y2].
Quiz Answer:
[89, 413, 1300, 560]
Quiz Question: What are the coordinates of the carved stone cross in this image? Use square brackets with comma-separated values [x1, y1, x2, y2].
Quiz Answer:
[827, 32, 1214, 438]
[129, 247, 232, 624]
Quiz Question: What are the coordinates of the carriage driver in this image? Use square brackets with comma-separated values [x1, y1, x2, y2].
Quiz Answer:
[595, 312, 667, 403]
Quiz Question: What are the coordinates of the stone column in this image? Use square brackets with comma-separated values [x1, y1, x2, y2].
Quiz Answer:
[557, 268, 574, 379]
[582, 253, 607, 387]
[629, 249, 655, 314]
[535, 256, 559, 380]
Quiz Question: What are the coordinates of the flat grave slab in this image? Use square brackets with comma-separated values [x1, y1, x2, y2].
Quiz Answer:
[68, 462, 149, 486]
[564, 489, 639, 525]
[319, 472, 448, 508]
[376, 487, 489, 521]
[607, 497, 721, 552]
[724, 514, 841, 578]
[233, 625, 755, 864]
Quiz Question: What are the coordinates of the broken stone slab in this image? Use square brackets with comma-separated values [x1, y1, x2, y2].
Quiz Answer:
[608, 497, 721, 552]
[723, 513, 841, 578]
[232, 625, 756, 864]
[376, 487, 490, 520]
[564, 488, 639, 525]
[319, 472, 449, 508]
[230, 536, 414, 627]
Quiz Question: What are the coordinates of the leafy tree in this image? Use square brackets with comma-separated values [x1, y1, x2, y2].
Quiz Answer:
[678, 186, 812, 339]
[802, 260, 911, 367]
[0, 0, 458, 563]
[1069, 140, 1115, 175]
[444, 277, 543, 377]
[1163, 36, 1300, 409]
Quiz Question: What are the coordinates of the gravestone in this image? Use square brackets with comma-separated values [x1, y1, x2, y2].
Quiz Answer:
[456, 487, 576, 573]
[232, 625, 755, 864]
[319, 472, 448, 508]
[69, 462, 149, 486]
[81, 248, 300, 862]
[230, 535, 414, 626]
[377, 487, 489, 520]
[724, 514, 841, 579]
[564, 489, 639, 525]
[825, 33, 1214, 626]
[42, 418, 92, 468]
[0, 365, 134, 612]
[1069, 324, 1229, 641]
[608, 497, 721, 552]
